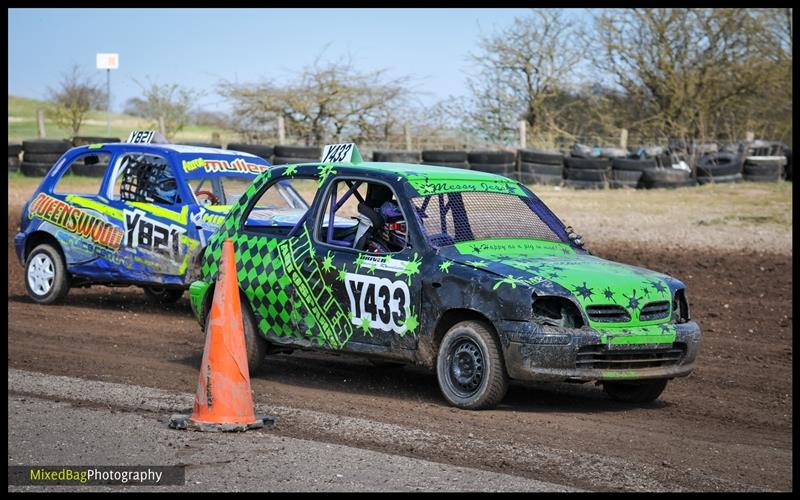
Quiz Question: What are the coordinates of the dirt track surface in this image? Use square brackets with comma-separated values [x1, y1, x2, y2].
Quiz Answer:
[7, 202, 792, 491]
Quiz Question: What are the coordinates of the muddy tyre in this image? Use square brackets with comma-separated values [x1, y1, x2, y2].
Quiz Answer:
[603, 379, 668, 403]
[25, 243, 70, 304]
[143, 286, 184, 304]
[436, 320, 508, 410]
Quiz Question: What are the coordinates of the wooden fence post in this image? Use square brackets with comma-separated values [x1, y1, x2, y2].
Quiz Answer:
[404, 123, 411, 150]
[519, 121, 527, 149]
[619, 128, 628, 149]
[277, 115, 286, 145]
[36, 109, 46, 138]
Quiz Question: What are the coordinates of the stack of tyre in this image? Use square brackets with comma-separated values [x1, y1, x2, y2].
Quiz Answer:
[516, 149, 563, 185]
[272, 145, 322, 165]
[226, 143, 275, 163]
[8, 143, 21, 173]
[742, 141, 788, 183]
[638, 167, 695, 189]
[70, 136, 120, 177]
[609, 157, 655, 188]
[372, 150, 421, 164]
[72, 136, 120, 147]
[695, 153, 744, 184]
[563, 153, 610, 189]
[467, 150, 515, 177]
[420, 150, 468, 169]
[20, 139, 72, 177]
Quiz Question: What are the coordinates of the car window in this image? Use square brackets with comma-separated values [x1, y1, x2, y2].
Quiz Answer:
[186, 176, 256, 206]
[411, 191, 564, 247]
[52, 152, 113, 195]
[316, 179, 408, 254]
[111, 153, 182, 205]
[241, 177, 314, 237]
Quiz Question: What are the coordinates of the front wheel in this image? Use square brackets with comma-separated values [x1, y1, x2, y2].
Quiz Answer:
[436, 320, 508, 410]
[143, 286, 184, 304]
[25, 243, 70, 304]
[603, 379, 668, 403]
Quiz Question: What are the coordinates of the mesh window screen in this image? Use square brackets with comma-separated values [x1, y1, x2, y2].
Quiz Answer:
[411, 192, 562, 247]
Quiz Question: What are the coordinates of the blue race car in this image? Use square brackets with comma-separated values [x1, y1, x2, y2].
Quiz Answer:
[14, 131, 307, 305]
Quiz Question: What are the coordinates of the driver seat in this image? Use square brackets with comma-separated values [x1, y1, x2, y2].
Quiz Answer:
[353, 202, 385, 251]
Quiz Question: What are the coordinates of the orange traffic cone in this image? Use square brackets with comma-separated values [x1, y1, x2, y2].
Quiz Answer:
[169, 239, 275, 432]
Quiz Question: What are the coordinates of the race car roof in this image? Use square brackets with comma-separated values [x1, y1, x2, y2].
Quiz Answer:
[73, 142, 265, 160]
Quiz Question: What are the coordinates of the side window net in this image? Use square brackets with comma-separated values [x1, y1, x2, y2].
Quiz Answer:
[118, 154, 180, 204]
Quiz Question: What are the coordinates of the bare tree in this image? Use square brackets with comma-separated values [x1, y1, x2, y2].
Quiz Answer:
[593, 8, 786, 142]
[133, 79, 201, 140]
[46, 65, 106, 137]
[466, 10, 585, 144]
[218, 53, 413, 145]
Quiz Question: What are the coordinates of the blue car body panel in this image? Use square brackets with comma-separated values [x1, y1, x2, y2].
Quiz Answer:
[15, 142, 273, 287]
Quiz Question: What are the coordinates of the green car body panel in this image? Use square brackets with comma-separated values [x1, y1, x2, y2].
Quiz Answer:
[189, 160, 701, 383]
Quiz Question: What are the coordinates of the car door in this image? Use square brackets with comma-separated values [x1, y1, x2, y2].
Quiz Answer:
[105, 151, 198, 282]
[233, 174, 328, 348]
[31, 149, 125, 279]
[308, 176, 421, 353]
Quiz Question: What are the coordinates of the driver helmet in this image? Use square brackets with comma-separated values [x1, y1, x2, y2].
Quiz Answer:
[151, 169, 178, 204]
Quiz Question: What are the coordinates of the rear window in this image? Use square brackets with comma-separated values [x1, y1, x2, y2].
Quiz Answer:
[410, 191, 564, 247]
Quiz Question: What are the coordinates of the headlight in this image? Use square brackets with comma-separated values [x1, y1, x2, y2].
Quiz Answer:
[672, 289, 690, 323]
[532, 295, 584, 328]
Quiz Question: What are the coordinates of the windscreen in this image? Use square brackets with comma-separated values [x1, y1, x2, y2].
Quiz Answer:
[410, 191, 566, 247]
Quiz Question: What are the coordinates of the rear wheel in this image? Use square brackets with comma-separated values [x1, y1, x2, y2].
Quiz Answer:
[143, 286, 184, 304]
[603, 379, 668, 403]
[436, 320, 508, 410]
[24, 243, 70, 304]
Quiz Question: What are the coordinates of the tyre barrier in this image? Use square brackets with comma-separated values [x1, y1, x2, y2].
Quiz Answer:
[469, 162, 515, 176]
[518, 148, 563, 166]
[742, 156, 787, 182]
[20, 162, 52, 177]
[373, 150, 421, 163]
[421, 150, 468, 163]
[467, 150, 515, 165]
[640, 168, 696, 189]
[226, 143, 275, 163]
[609, 169, 643, 189]
[72, 163, 108, 177]
[275, 144, 322, 160]
[611, 157, 656, 172]
[72, 136, 120, 147]
[8, 143, 21, 173]
[518, 172, 562, 186]
[519, 161, 563, 177]
[564, 156, 611, 171]
[271, 156, 317, 165]
[695, 153, 743, 182]
[22, 139, 72, 155]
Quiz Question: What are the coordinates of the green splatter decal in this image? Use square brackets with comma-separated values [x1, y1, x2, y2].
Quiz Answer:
[394, 252, 422, 285]
[438, 260, 453, 273]
[451, 238, 675, 328]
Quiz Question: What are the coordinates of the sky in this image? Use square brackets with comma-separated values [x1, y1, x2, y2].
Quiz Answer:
[8, 8, 590, 114]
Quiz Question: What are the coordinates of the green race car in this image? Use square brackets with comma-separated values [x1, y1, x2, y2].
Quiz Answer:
[189, 144, 701, 410]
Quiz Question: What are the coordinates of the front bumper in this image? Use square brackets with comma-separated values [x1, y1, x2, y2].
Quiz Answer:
[500, 320, 702, 382]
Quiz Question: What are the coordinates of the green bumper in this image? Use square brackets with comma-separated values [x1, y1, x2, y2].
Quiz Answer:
[188, 280, 212, 324]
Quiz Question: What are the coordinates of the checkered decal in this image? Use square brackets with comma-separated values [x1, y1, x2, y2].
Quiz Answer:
[199, 167, 354, 349]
